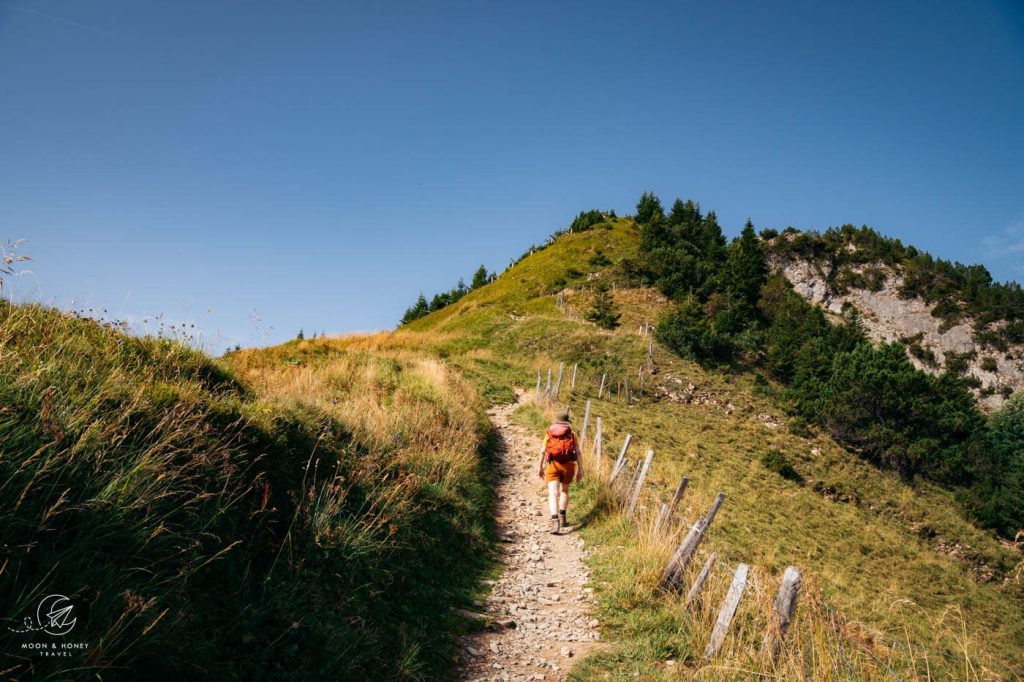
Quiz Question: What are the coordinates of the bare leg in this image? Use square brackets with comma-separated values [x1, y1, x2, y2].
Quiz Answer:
[560, 483, 570, 512]
[547, 480, 560, 517]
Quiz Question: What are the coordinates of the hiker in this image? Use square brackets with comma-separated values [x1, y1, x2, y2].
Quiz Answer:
[537, 410, 583, 534]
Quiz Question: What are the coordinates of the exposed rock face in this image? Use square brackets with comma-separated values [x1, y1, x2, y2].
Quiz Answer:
[770, 255, 1024, 411]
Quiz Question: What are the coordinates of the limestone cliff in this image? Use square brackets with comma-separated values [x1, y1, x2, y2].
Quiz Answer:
[769, 254, 1023, 410]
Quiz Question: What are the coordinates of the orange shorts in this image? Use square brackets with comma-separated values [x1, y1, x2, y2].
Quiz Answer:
[545, 459, 576, 484]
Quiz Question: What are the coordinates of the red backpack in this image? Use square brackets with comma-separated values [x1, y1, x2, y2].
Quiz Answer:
[545, 423, 577, 462]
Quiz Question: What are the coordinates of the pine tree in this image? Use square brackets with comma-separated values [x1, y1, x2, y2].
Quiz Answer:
[400, 293, 429, 325]
[725, 219, 768, 308]
[584, 283, 621, 329]
[296, 329, 304, 340]
[634, 191, 664, 225]
[471, 265, 489, 289]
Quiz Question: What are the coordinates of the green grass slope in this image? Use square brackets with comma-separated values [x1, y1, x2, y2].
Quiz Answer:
[0, 301, 496, 680]
[390, 217, 1024, 678]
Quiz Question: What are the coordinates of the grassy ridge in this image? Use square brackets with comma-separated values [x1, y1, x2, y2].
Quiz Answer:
[0, 302, 495, 680]
[389, 217, 1024, 678]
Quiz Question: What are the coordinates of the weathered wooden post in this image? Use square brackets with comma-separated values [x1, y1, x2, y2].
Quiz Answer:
[593, 417, 603, 470]
[685, 552, 718, 608]
[654, 503, 669, 536]
[554, 362, 564, 399]
[761, 566, 803, 664]
[611, 457, 630, 489]
[659, 492, 726, 591]
[580, 400, 592, 445]
[570, 363, 578, 391]
[624, 459, 643, 501]
[662, 476, 690, 535]
[535, 370, 541, 403]
[704, 563, 749, 660]
[598, 373, 606, 399]
[626, 450, 654, 519]
[647, 335, 657, 375]
[624, 378, 630, 404]
[545, 368, 552, 400]
[609, 434, 632, 482]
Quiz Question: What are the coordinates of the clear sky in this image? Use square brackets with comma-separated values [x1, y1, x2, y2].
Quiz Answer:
[2, 1, 1023, 351]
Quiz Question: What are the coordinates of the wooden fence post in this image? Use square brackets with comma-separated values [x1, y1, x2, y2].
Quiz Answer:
[761, 566, 802, 664]
[662, 476, 689, 535]
[624, 378, 630, 404]
[593, 417, 603, 470]
[704, 563, 749, 660]
[570, 363, 577, 391]
[626, 450, 654, 519]
[580, 400, 592, 445]
[609, 434, 632, 482]
[545, 368, 552, 400]
[647, 336, 657, 375]
[535, 370, 541, 403]
[659, 492, 726, 591]
[653, 476, 688, 536]
[598, 373, 606, 399]
[624, 460, 643, 501]
[654, 503, 669, 536]
[685, 552, 717, 609]
[554, 362, 564, 399]
[611, 457, 630, 490]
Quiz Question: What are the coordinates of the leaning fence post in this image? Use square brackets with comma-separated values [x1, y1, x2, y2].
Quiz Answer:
[704, 563, 749, 660]
[554, 362, 564, 399]
[624, 459, 643, 501]
[761, 566, 803, 664]
[626, 450, 654, 519]
[570, 363, 578, 391]
[598, 373, 606, 399]
[659, 492, 726, 591]
[593, 417, 603, 470]
[609, 434, 632, 482]
[580, 400, 592, 445]
[685, 552, 718, 609]
[656, 476, 689, 536]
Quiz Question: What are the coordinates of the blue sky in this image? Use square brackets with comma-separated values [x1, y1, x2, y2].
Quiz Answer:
[1, 1, 1022, 351]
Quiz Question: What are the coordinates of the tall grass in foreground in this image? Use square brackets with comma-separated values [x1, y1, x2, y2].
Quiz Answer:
[0, 302, 495, 680]
[512, 400, 1019, 681]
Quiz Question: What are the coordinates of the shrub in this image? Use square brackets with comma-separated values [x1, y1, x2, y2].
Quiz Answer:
[761, 449, 803, 483]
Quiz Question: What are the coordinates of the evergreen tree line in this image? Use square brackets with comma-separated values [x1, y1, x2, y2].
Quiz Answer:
[766, 224, 1024, 349]
[399, 265, 494, 326]
[633, 191, 1023, 537]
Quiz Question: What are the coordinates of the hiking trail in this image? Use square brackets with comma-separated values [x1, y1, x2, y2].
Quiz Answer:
[458, 392, 603, 682]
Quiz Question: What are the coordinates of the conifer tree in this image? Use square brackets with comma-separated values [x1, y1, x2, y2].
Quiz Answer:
[471, 265, 489, 289]
[634, 191, 664, 225]
[725, 219, 768, 308]
[584, 282, 621, 329]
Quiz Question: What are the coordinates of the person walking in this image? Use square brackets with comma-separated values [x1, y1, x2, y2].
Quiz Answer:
[537, 410, 583, 534]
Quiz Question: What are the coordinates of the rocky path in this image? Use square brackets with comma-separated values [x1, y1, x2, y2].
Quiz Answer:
[458, 394, 603, 682]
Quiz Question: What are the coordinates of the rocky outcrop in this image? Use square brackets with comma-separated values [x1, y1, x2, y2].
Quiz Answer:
[770, 255, 1024, 410]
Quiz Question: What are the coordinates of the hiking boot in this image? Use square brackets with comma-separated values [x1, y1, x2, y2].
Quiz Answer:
[550, 517, 561, 534]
